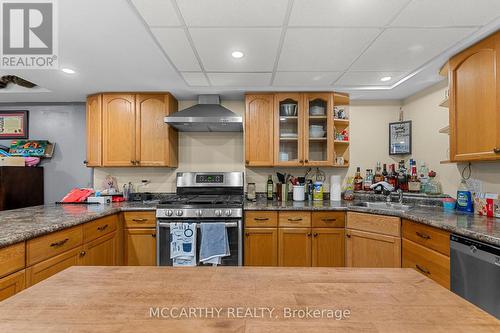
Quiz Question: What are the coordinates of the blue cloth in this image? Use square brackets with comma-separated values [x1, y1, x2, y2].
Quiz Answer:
[200, 223, 230, 265]
[170, 222, 197, 266]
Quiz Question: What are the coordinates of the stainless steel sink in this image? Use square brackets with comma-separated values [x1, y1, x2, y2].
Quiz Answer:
[352, 201, 412, 211]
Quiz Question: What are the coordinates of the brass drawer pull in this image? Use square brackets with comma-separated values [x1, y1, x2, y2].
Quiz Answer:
[151, 234, 156, 238]
[97, 224, 109, 231]
[288, 218, 303, 222]
[313, 233, 318, 237]
[132, 218, 148, 223]
[307, 233, 312, 237]
[416, 264, 431, 275]
[321, 218, 337, 222]
[50, 238, 69, 247]
[254, 217, 269, 221]
[493, 148, 500, 154]
[346, 234, 351, 238]
[79, 251, 86, 257]
[416, 231, 431, 240]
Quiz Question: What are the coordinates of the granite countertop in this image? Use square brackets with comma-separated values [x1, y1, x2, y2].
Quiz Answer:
[245, 199, 500, 246]
[0, 199, 499, 249]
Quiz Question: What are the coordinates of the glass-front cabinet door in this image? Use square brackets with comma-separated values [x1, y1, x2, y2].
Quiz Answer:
[303, 93, 333, 166]
[274, 93, 304, 166]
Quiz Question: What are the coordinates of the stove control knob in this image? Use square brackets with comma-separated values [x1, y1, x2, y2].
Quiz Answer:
[166, 210, 173, 217]
[214, 209, 222, 217]
[225, 209, 232, 216]
[175, 210, 183, 217]
[195, 209, 203, 217]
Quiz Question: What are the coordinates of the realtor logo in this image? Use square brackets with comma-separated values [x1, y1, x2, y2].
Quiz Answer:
[0, 0, 58, 69]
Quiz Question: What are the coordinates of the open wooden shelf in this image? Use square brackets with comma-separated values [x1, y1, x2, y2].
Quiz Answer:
[334, 140, 349, 144]
[334, 119, 350, 124]
[333, 163, 349, 168]
[439, 126, 449, 134]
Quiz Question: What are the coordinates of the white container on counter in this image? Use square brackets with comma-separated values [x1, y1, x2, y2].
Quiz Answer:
[293, 185, 305, 201]
[330, 175, 342, 201]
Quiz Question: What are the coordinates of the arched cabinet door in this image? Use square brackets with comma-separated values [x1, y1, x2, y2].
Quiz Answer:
[245, 94, 274, 166]
[449, 32, 500, 161]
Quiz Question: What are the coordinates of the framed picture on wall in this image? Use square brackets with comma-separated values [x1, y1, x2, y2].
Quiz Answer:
[0, 111, 29, 139]
[389, 121, 412, 155]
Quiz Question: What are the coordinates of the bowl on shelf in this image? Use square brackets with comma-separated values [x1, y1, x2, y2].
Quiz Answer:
[279, 152, 289, 161]
[309, 128, 325, 138]
[310, 105, 325, 116]
[280, 103, 297, 116]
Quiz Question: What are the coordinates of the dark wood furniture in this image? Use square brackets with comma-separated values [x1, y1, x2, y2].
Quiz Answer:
[0, 167, 43, 211]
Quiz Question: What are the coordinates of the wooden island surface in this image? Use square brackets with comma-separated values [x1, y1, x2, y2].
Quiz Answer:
[0, 266, 498, 332]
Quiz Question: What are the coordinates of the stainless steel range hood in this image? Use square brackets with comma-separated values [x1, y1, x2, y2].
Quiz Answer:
[165, 95, 242, 132]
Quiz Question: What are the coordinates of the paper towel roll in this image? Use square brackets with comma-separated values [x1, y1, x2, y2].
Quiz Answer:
[330, 175, 342, 201]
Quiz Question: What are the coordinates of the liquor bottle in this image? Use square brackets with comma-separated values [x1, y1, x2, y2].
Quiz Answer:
[382, 164, 388, 181]
[363, 169, 373, 191]
[266, 175, 274, 200]
[418, 162, 429, 192]
[373, 162, 384, 183]
[397, 160, 408, 192]
[408, 166, 421, 193]
[354, 167, 363, 191]
[387, 164, 397, 189]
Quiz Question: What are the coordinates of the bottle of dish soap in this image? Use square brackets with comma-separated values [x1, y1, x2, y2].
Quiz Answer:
[456, 179, 473, 213]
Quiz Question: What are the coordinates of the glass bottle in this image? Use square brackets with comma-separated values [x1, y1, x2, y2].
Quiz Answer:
[408, 166, 421, 193]
[418, 162, 429, 193]
[266, 175, 274, 200]
[397, 160, 408, 192]
[374, 162, 384, 183]
[363, 169, 373, 191]
[382, 164, 388, 181]
[354, 167, 363, 191]
[387, 164, 397, 189]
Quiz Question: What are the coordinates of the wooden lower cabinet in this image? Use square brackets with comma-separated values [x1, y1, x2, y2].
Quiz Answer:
[346, 229, 401, 268]
[81, 232, 117, 266]
[312, 228, 345, 267]
[0, 270, 25, 302]
[244, 228, 278, 266]
[26, 247, 84, 287]
[125, 228, 157, 266]
[278, 228, 311, 267]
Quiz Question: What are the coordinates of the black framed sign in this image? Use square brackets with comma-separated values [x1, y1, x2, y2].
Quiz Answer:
[389, 121, 411, 155]
[0, 110, 29, 139]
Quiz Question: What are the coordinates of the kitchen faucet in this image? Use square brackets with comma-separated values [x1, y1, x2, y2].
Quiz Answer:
[397, 189, 404, 204]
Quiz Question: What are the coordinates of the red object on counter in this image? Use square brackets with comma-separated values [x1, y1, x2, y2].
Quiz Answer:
[112, 196, 125, 202]
[60, 188, 94, 203]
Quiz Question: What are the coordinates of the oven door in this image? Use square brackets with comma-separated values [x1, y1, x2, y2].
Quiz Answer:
[157, 219, 242, 266]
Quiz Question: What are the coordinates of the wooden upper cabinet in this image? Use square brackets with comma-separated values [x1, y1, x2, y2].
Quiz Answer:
[86, 92, 178, 167]
[245, 94, 274, 166]
[449, 31, 500, 161]
[136, 94, 178, 167]
[303, 93, 334, 166]
[85, 94, 102, 167]
[278, 228, 312, 267]
[274, 93, 304, 166]
[102, 94, 136, 166]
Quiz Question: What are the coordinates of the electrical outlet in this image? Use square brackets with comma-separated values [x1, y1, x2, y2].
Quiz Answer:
[466, 178, 482, 195]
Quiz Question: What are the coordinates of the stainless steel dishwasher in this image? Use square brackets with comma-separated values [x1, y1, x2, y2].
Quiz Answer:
[450, 234, 500, 319]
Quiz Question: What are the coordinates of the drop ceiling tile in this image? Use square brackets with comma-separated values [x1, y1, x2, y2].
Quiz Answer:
[289, 0, 410, 27]
[131, 0, 180, 26]
[336, 71, 406, 86]
[151, 28, 200, 71]
[189, 28, 281, 72]
[391, 0, 500, 27]
[177, 0, 288, 27]
[351, 28, 475, 71]
[273, 72, 342, 86]
[181, 72, 209, 86]
[278, 28, 380, 71]
[207, 73, 272, 86]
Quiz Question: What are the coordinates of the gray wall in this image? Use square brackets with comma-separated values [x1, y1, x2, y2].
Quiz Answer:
[0, 103, 92, 204]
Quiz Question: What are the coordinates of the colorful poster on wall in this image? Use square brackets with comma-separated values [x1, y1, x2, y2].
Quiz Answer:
[0, 111, 29, 139]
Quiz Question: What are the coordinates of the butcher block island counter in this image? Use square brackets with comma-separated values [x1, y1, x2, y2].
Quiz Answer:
[0, 266, 498, 332]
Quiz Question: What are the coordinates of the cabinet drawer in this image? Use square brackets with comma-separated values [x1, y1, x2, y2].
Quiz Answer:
[312, 211, 345, 228]
[0, 269, 25, 302]
[347, 212, 400, 237]
[27, 226, 83, 266]
[279, 211, 311, 227]
[402, 219, 450, 256]
[26, 247, 83, 287]
[245, 211, 278, 227]
[0, 242, 25, 279]
[402, 239, 450, 289]
[124, 211, 156, 228]
[83, 214, 118, 243]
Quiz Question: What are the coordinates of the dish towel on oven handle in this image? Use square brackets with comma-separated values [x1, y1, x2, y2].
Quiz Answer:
[199, 223, 230, 266]
[170, 222, 197, 266]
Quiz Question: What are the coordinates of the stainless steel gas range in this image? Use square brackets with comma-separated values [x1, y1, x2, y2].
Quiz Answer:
[156, 172, 244, 266]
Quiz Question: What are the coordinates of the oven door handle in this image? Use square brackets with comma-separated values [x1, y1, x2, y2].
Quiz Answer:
[158, 221, 239, 228]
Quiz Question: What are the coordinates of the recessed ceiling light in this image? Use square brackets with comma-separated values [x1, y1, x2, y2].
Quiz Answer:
[380, 76, 392, 82]
[231, 51, 244, 59]
[61, 68, 76, 74]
